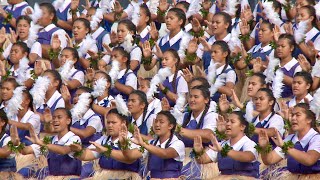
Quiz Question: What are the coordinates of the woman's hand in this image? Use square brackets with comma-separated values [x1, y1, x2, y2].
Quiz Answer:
[114, 1, 123, 14]
[142, 41, 152, 58]
[187, 38, 199, 54]
[182, 68, 194, 83]
[158, 0, 169, 12]
[209, 134, 222, 152]
[149, 22, 159, 40]
[191, 18, 202, 33]
[273, 25, 281, 42]
[240, 19, 250, 35]
[89, 141, 108, 153]
[9, 28, 18, 44]
[240, 5, 253, 22]
[34, 61, 43, 76]
[218, 94, 230, 113]
[52, 34, 62, 50]
[25, 127, 44, 146]
[86, 68, 95, 82]
[0, 60, 6, 76]
[119, 124, 128, 145]
[193, 135, 204, 153]
[217, 115, 226, 133]
[199, 37, 211, 52]
[43, 108, 53, 124]
[69, 143, 82, 152]
[60, 85, 71, 102]
[253, 57, 265, 73]
[131, 126, 144, 146]
[153, 43, 163, 59]
[10, 125, 20, 146]
[230, 89, 242, 109]
[258, 129, 270, 148]
[270, 129, 284, 148]
[70, 0, 80, 11]
[297, 54, 311, 72]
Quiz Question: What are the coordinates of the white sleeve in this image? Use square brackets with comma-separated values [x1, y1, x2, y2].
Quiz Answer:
[124, 3, 134, 18]
[176, 76, 189, 94]
[3, 43, 12, 59]
[169, 140, 185, 162]
[27, 114, 41, 135]
[130, 47, 142, 62]
[202, 112, 217, 132]
[67, 8, 73, 20]
[313, 36, 320, 51]
[30, 42, 42, 57]
[250, 24, 258, 39]
[226, 70, 237, 84]
[242, 140, 259, 160]
[55, 98, 65, 109]
[294, 65, 302, 75]
[125, 73, 137, 89]
[308, 135, 320, 153]
[206, 148, 218, 162]
[268, 115, 285, 136]
[196, 43, 204, 59]
[274, 135, 293, 159]
[72, 71, 85, 85]
[2, 136, 11, 147]
[87, 116, 103, 133]
[209, 4, 216, 14]
[52, 30, 68, 49]
[30, 144, 41, 158]
[89, 136, 104, 158]
[178, 34, 191, 59]
[85, 44, 99, 59]
[102, 34, 111, 51]
[65, 135, 81, 146]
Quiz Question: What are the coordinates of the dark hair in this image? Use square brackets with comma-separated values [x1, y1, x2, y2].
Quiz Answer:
[272, 0, 282, 12]
[140, 4, 151, 25]
[75, 86, 94, 105]
[44, 69, 62, 90]
[212, 40, 231, 75]
[108, 108, 129, 123]
[232, 111, 250, 135]
[0, 108, 8, 139]
[294, 71, 313, 92]
[119, 19, 137, 35]
[294, 103, 318, 132]
[54, 108, 72, 130]
[74, 18, 91, 34]
[191, 85, 211, 100]
[278, 34, 296, 56]
[300, 5, 317, 27]
[16, 15, 32, 25]
[155, 111, 177, 148]
[1, 78, 19, 88]
[190, 77, 210, 89]
[214, 12, 232, 33]
[62, 47, 80, 62]
[261, 20, 275, 31]
[23, 89, 34, 111]
[95, 71, 112, 90]
[40, 3, 57, 24]
[301, 0, 316, 6]
[113, 46, 131, 74]
[257, 88, 276, 112]
[129, 90, 149, 122]
[12, 41, 29, 54]
[252, 73, 267, 85]
[165, 49, 180, 93]
[168, 8, 186, 28]
[176, 1, 190, 11]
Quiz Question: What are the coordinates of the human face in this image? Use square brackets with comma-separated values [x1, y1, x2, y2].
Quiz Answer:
[188, 89, 209, 112]
[276, 38, 293, 59]
[127, 94, 145, 114]
[247, 76, 264, 97]
[138, 79, 149, 94]
[43, 72, 59, 90]
[38, 7, 54, 26]
[10, 45, 27, 64]
[137, 8, 149, 29]
[258, 23, 273, 45]
[85, 8, 96, 21]
[296, 8, 313, 25]
[165, 11, 183, 31]
[211, 15, 229, 36]
[16, 19, 30, 41]
[73, 20, 89, 42]
[60, 49, 76, 66]
[292, 76, 310, 97]
[52, 109, 71, 133]
[211, 45, 227, 64]
[152, 114, 173, 137]
[225, 113, 245, 137]
[111, 50, 127, 66]
[117, 23, 130, 43]
[105, 113, 125, 137]
[295, 0, 311, 12]
[254, 91, 274, 112]
[291, 107, 312, 132]
[1, 82, 15, 101]
[161, 51, 178, 69]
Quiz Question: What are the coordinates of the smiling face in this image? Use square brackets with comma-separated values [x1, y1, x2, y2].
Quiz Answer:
[291, 106, 312, 132]
[188, 89, 209, 112]
[152, 114, 174, 137]
[52, 109, 71, 133]
[105, 113, 126, 137]
[225, 113, 245, 137]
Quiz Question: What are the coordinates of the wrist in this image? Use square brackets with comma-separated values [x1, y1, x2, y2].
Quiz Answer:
[161, 87, 169, 94]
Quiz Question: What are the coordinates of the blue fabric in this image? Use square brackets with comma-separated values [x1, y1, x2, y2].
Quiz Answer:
[37, 27, 60, 45]
[158, 76, 181, 107]
[56, 3, 72, 36]
[280, 63, 300, 98]
[37, 96, 63, 132]
[210, 68, 236, 102]
[0, 134, 16, 172]
[80, 162, 94, 178]
[0, 4, 29, 32]
[95, 29, 108, 51]
[158, 37, 181, 68]
[109, 71, 133, 102]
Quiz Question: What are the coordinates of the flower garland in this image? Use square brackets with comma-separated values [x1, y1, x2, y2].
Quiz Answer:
[221, 144, 233, 157]
[40, 136, 52, 155]
[255, 143, 272, 154]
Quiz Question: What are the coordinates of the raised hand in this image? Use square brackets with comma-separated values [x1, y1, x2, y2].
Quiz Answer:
[60, 85, 71, 102]
[230, 89, 242, 109]
[181, 68, 194, 83]
[149, 22, 159, 40]
[191, 18, 202, 33]
[240, 5, 253, 22]
[199, 37, 211, 52]
[89, 141, 108, 153]
[119, 124, 128, 145]
[161, 97, 170, 111]
[113, 1, 123, 14]
[193, 135, 204, 153]
[258, 129, 270, 148]
[10, 125, 20, 146]
[0, 60, 6, 76]
[81, 0, 91, 11]
[131, 126, 144, 146]
[69, 143, 82, 152]
[218, 94, 230, 113]
[253, 57, 265, 73]
[142, 41, 152, 58]
[154, 43, 163, 59]
[278, 100, 289, 120]
[86, 68, 95, 82]
[25, 126, 44, 146]
[208, 134, 222, 152]
[25, 8, 33, 16]
[240, 19, 250, 35]
[71, 0, 80, 11]
[43, 108, 53, 124]
[65, 34, 73, 47]
[0, 27, 6, 44]
[217, 115, 226, 133]
[187, 38, 198, 54]
[102, 43, 113, 55]
[297, 54, 311, 72]
[110, 31, 118, 44]
[52, 34, 61, 50]
[195, 66, 206, 78]
[159, 0, 169, 12]
[34, 61, 43, 76]
[9, 28, 18, 44]
[283, 23, 293, 35]
[270, 129, 284, 147]
[273, 25, 281, 42]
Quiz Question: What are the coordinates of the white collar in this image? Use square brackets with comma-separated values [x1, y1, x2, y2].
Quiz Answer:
[44, 24, 58, 32]
[36, 90, 62, 109]
[132, 113, 143, 127]
[231, 17, 241, 26]
[94, 95, 114, 106]
[8, 1, 28, 10]
[190, 110, 205, 124]
[253, 43, 272, 53]
[52, 131, 77, 145]
[305, 27, 320, 42]
[292, 128, 319, 148]
[254, 112, 273, 125]
[58, 0, 71, 12]
[118, 69, 133, 79]
[14, 110, 34, 123]
[103, 132, 133, 146]
[154, 135, 179, 148]
[280, 58, 299, 71]
[161, 30, 184, 46]
[289, 94, 313, 107]
[91, 27, 105, 39]
[209, 33, 231, 44]
[72, 108, 95, 125]
[139, 26, 150, 39]
[223, 135, 250, 151]
[184, 23, 192, 32]
[215, 64, 229, 75]
[168, 70, 183, 82]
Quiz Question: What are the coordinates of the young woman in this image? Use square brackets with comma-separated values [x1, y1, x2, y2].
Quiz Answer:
[131, 111, 185, 179]
[157, 49, 188, 107]
[193, 111, 259, 179]
[70, 109, 143, 179]
[210, 41, 236, 101]
[251, 88, 285, 148]
[136, 4, 152, 44]
[0, 78, 19, 109]
[7, 42, 34, 88]
[288, 71, 313, 107]
[138, 77, 162, 116]
[37, 3, 67, 59]
[109, 47, 137, 102]
[0, 16, 41, 64]
[19, 108, 82, 179]
[143, 8, 191, 71]
[72, 18, 98, 71]
[277, 34, 302, 98]
[196, 12, 232, 70]
[128, 90, 155, 137]
[236, 21, 275, 70]
[259, 103, 320, 179]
